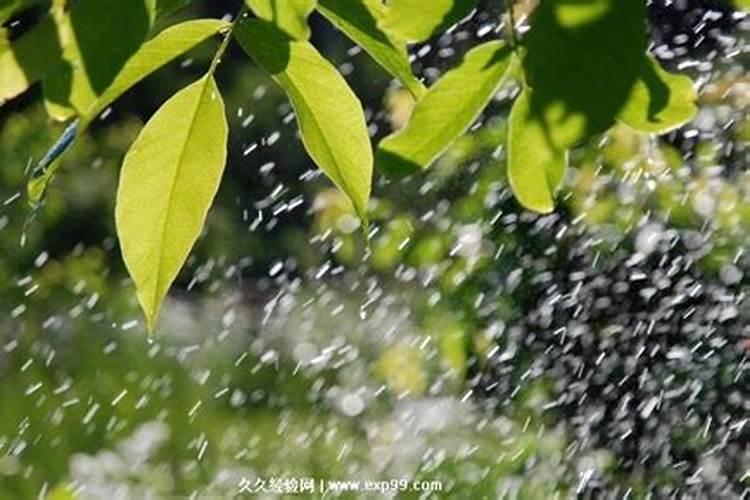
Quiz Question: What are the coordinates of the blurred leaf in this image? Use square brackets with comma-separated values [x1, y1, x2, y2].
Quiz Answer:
[236, 19, 372, 222]
[375, 344, 427, 394]
[618, 56, 697, 134]
[378, 0, 477, 43]
[246, 0, 317, 40]
[317, 0, 425, 98]
[508, 90, 568, 213]
[27, 19, 227, 204]
[523, 0, 646, 149]
[115, 75, 228, 332]
[43, 0, 154, 120]
[0, 14, 63, 105]
[377, 41, 512, 176]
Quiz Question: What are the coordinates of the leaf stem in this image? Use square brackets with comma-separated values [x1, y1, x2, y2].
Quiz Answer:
[208, 4, 248, 75]
[504, 0, 518, 51]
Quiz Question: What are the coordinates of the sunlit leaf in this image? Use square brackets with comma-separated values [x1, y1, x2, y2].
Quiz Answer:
[507, 90, 568, 214]
[246, 0, 317, 40]
[523, 0, 646, 149]
[236, 19, 372, 221]
[0, 14, 63, 105]
[618, 56, 697, 134]
[316, 0, 425, 98]
[43, 0, 154, 120]
[377, 41, 512, 176]
[115, 75, 228, 332]
[378, 0, 477, 43]
[27, 19, 227, 204]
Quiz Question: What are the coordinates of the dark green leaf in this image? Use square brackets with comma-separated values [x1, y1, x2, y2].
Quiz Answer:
[522, 0, 646, 149]
[0, 0, 45, 24]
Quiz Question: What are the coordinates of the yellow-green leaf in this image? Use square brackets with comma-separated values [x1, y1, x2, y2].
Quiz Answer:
[507, 90, 568, 214]
[245, 0, 317, 40]
[115, 75, 228, 332]
[617, 56, 697, 134]
[236, 19, 372, 221]
[377, 41, 512, 176]
[0, 14, 64, 105]
[378, 0, 477, 43]
[316, 0, 425, 98]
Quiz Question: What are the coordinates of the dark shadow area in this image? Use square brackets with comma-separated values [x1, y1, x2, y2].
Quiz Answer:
[433, 0, 478, 38]
[523, 0, 648, 149]
[0, 0, 46, 24]
[69, 0, 151, 94]
[640, 58, 672, 121]
[375, 148, 422, 178]
[235, 18, 293, 74]
[3, 11, 65, 103]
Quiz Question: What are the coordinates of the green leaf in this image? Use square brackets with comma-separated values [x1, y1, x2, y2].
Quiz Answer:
[617, 56, 697, 134]
[245, 0, 317, 40]
[0, 14, 63, 105]
[523, 0, 646, 149]
[316, 0, 425, 98]
[507, 90, 568, 214]
[378, 0, 477, 43]
[377, 41, 512, 176]
[43, 0, 154, 120]
[27, 19, 228, 205]
[115, 75, 228, 332]
[236, 19, 372, 221]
